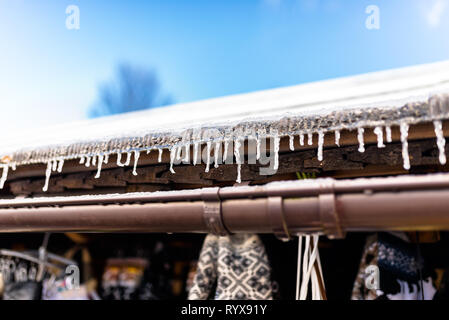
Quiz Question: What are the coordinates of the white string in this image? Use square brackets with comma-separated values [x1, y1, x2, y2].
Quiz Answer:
[295, 234, 325, 300]
[296, 236, 303, 300]
[300, 235, 319, 299]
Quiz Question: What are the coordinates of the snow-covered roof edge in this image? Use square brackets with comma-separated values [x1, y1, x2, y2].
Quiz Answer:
[1, 60, 449, 188]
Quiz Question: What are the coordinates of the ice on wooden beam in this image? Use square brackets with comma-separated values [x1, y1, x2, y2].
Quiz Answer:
[400, 122, 410, 170]
[433, 120, 446, 165]
[357, 128, 365, 153]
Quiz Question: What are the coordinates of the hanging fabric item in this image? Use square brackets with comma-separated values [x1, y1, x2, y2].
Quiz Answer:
[188, 234, 273, 300]
[351, 232, 437, 300]
[295, 234, 326, 300]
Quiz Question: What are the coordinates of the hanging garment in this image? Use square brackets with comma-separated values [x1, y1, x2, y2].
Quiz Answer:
[188, 234, 273, 300]
[351, 233, 437, 300]
[2, 281, 42, 300]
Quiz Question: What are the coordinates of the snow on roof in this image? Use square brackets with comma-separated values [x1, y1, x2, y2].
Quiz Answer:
[2, 60, 449, 168]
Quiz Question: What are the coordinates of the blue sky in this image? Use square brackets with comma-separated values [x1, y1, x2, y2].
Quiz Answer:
[1, 0, 449, 134]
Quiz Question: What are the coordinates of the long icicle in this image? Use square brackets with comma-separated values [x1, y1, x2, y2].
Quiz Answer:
[169, 147, 176, 174]
[300, 134, 305, 146]
[289, 135, 294, 151]
[205, 141, 211, 173]
[386, 126, 392, 143]
[256, 137, 261, 160]
[183, 144, 190, 163]
[335, 130, 340, 147]
[132, 150, 140, 176]
[234, 139, 242, 183]
[274, 133, 280, 171]
[0, 164, 9, 189]
[400, 122, 410, 170]
[52, 160, 57, 171]
[176, 144, 182, 161]
[307, 133, 313, 146]
[317, 132, 324, 161]
[357, 128, 365, 153]
[214, 142, 220, 168]
[158, 149, 163, 163]
[434, 120, 446, 165]
[95, 155, 104, 179]
[42, 161, 53, 192]
[373, 126, 386, 148]
[224, 140, 230, 163]
[193, 143, 199, 166]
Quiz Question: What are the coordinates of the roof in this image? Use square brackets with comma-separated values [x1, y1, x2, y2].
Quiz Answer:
[2, 60, 449, 168]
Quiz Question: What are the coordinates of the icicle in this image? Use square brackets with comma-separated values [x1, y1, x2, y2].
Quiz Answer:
[256, 138, 261, 160]
[52, 160, 57, 171]
[205, 141, 212, 173]
[183, 144, 190, 163]
[169, 148, 176, 174]
[289, 135, 294, 151]
[158, 149, 163, 163]
[193, 143, 199, 165]
[300, 134, 305, 146]
[79, 156, 85, 164]
[335, 130, 340, 147]
[176, 145, 182, 161]
[317, 132, 324, 161]
[222, 140, 229, 163]
[373, 127, 386, 148]
[307, 133, 313, 146]
[146, 149, 151, 154]
[92, 155, 97, 167]
[400, 122, 410, 170]
[0, 164, 8, 189]
[214, 142, 220, 168]
[95, 155, 103, 179]
[386, 126, 392, 143]
[274, 134, 280, 171]
[57, 159, 64, 173]
[103, 154, 109, 164]
[42, 161, 52, 192]
[234, 139, 242, 183]
[434, 120, 446, 165]
[117, 152, 125, 167]
[124, 152, 132, 166]
[85, 156, 91, 167]
[357, 128, 365, 153]
[132, 151, 140, 176]
[11, 163, 16, 171]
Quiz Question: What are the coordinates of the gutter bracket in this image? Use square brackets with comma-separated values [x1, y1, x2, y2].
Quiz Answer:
[202, 187, 230, 236]
[318, 183, 346, 239]
[268, 196, 291, 242]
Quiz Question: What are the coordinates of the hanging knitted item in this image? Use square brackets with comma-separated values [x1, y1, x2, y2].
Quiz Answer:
[188, 234, 273, 300]
[351, 233, 437, 300]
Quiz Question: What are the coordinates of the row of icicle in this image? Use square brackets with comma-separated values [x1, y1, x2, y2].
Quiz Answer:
[0, 121, 447, 192]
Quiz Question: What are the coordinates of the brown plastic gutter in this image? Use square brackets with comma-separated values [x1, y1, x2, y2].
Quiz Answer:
[1, 173, 449, 237]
